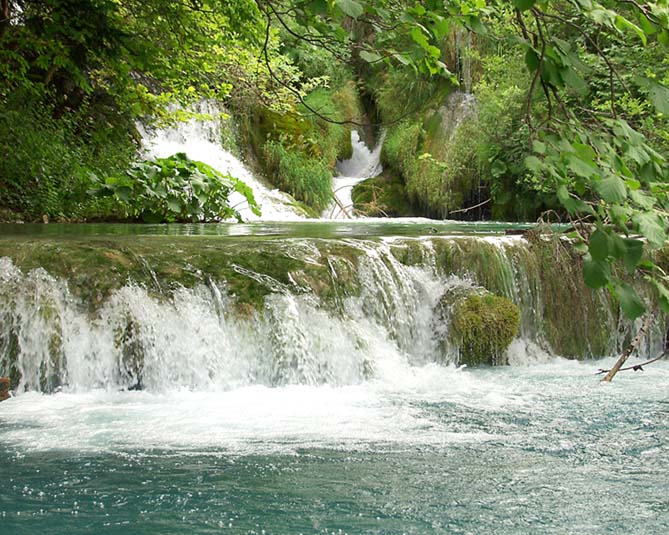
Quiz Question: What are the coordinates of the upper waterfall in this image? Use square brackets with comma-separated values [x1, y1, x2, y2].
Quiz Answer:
[325, 130, 384, 219]
[140, 102, 306, 221]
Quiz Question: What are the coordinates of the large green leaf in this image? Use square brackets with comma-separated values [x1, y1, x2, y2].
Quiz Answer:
[583, 254, 611, 289]
[567, 154, 597, 178]
[649, 82, 669, 115]
[512, 0, 536, 11]
[335, 0, 364, 18]
[589, 229, 610, 261]
[633, 211, 666, 248]
[614, 282, 646, 319]
[359, 50, 382, 63]
[622, 238, 644, 272]
[595, 175, 627, 203]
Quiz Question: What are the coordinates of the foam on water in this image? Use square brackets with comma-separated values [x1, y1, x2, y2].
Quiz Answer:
[1, 358, 667, 455]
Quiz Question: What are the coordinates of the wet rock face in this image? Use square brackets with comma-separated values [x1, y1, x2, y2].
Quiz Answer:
[0, 377, 10, 401]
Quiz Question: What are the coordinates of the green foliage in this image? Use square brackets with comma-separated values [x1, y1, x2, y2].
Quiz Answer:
[263, 142, 332, 211]
[451, 292, 520, 367]
[0, 0, 267, 114]
[89, 153, 260, 223]
[0, 90, 136, 219]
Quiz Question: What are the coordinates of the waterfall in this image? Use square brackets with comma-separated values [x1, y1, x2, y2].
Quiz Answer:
[1, 233, 664, 395]
[140, 102, 306, 221]
[325, 130, 384, 219]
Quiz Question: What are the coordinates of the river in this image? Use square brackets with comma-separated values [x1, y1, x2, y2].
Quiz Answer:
[1, 111, 668, 533]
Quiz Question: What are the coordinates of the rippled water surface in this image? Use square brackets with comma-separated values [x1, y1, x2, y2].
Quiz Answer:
[2, 359, 668, 534]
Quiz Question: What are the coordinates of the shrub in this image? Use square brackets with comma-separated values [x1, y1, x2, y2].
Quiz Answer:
[263, 142, 332, 211]
[89, 153, 260, 222]
[0, 91, 136, 220]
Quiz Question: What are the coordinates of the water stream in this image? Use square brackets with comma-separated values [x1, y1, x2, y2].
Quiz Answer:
[325, 131, 384, 219]
[140, 102, 306, 221]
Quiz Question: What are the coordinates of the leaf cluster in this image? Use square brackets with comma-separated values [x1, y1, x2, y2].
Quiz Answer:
[88, 153, 260, 223]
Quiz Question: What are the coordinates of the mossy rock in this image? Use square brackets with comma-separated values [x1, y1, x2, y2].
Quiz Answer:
[445, 290, 519, 366]
[351, 171, 417, 217]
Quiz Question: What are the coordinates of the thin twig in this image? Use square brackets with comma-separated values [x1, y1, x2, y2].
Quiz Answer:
[597, 351, 668, 375]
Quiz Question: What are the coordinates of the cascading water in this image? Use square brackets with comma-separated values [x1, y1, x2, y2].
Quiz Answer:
[140, 102, 306, 221]
[1, 226, 668, 534]
[1, 231, 664, 395]
[325, 130, 384, 219]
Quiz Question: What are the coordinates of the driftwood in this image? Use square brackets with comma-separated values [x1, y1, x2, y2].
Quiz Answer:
[600, 312, 655, 383]
[331, 196, 353, 219]
[597, 352, 668, 375]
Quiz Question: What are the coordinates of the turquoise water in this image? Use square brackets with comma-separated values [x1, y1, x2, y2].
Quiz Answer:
[2, 360, 668, 534]
[0, 221, 666, 533]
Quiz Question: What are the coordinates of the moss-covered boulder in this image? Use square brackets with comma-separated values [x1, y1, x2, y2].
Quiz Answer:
[433, 287, 519, 366]
[452, 292, 519, 366]
[351, 171, 416, 217]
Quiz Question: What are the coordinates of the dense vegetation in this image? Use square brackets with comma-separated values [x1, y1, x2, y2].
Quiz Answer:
[2, 0, 669, 319]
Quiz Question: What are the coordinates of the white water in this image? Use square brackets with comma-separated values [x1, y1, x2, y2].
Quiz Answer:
[3, 235, 663, 399]
[140, 102, 306, 221]
[325, 130, 384, 219]
[1, 357, 667, 455]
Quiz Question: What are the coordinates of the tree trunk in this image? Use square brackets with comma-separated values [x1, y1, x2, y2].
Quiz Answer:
[0, 0, 11, 41]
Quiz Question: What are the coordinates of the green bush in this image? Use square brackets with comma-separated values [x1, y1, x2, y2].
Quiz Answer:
[89, 153, 260, 223]
[0, 92, 136, 220]
[263, 142, 332, 211]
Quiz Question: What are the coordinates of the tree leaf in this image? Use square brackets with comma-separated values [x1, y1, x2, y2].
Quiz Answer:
[512, 0, 536, 11]
[335, 0, 364, 19]
[567, 154, 597, 178]
[524, 155, 542, 172]
[583, 254, 611, 289]
[595, 175, 627, 203]
[633, 212, 666, 248]
[648, 81, 669, 114]
[359, 50, 382, 63]
[622, 238, 644, 272]
[562, 68, 589, 96]
[589, 229, 610, 261]
[614, 282, 646, 319]
[525, 48, 539, 72]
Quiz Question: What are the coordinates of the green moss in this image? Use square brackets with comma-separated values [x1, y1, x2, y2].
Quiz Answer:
[390, 241, 426, 267]
[351, 171, 416, 217]
[451, 292, 519, 366]
[528, 235, 618, 357]
[0, 236, 368, 318]
[238, 82, 364, 211]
